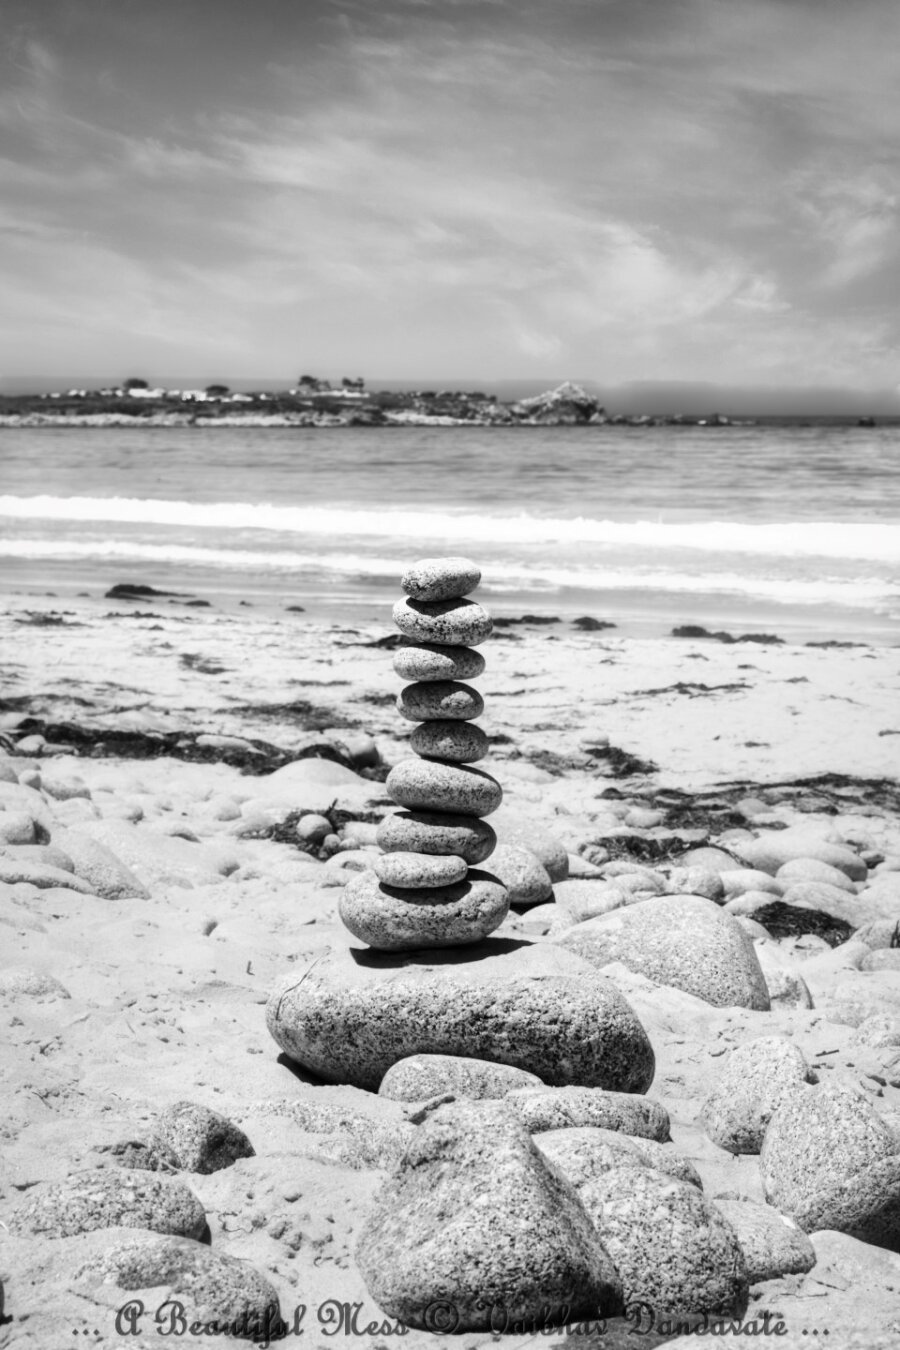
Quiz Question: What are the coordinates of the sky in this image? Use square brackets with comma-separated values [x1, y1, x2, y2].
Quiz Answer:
[1, 0, 899, 390]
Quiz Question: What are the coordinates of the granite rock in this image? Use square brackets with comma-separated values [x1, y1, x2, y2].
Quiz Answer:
[700, 1036, 815, 1154]
[490, 805, 569, 882]
[776, 857, 857, 891]
[410, 719, 488, 763]
[8, 1168, 207, 1240]
[372, 851, 468, 889]
[711, 1197, 816, 1283]
[504, 1087, 670, 1141]
[536, 1126, 702, 1189]
[54, 827, 149, 900]
[152, 1101, 254, 1174]
[376, 809, 496, 863]
[387, 759, 502, 817]
[487, 843, 552, 908]
[393, 642, 486, 683]
[339, 868, 509, 950]
[400, 556, 481, 602]
[735, 832, 867, 881]
[397, 680, 484, 723]
[393, 596, 493, 647]
[379, 1053, 543, 1101]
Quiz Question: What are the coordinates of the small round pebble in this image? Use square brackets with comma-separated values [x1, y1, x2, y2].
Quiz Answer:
[339, 868, 508, 950]
[393, 643, 485, 683]
[488, 843, 552, 907]
[393, 596, 492, 647]
[373, 851, 468, 889]
[387, 759, 502, 818]
[401, 556, 481, 602]
[377, 809, 496, 863]
[411, 720, 489, 763]
[397, 680, 484, 722]
[152, 1101, 255, 1174]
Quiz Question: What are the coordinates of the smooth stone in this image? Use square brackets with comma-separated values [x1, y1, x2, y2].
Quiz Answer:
[577, 1168, 748, 1318]
[854, 919, 900, 950]
[776, 857, 857, 891]
[735, 832, 867, 881]
[393, 596, 493, 647]
[379, 1053, 543, 1101]
[711, 1198, 816, 1283]
[355, 1099, 623, 1331]
[0, 967, 71, 999]
[410, 719, 489, 763]
[720, 868, 784, 898]
[536, 1126, 702, 1189]
[373, 851, 468, 889]
[295, 812, 332, 844]
[393, 643, 485, 683]
[665, 866, 725, 902]
[0, 810, 36, 845]
[400, 556, 482, 602]
[490, 805, 569, 882]
[8, 1169, 207, 1240]
[0, 858, 93, 892]
[54, 827, 149, 901]
[860, 948, 900, 971]
[554, 894, 771, 1010]
[266, 945, 656, 1092]
[397, 680, 484, 723]
[387, 759, 502, 818]
[504, 1086, 670, 1141]
[376, 809, 496, 863]
[754, 947, 815, 1009]
[151, 1101, 255, 1174]
[488, 843, 552, 907]
[700, 1036, 815, 1154]
[339, 868, 508, 950]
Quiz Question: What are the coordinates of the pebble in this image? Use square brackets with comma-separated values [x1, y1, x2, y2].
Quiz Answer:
[410, 719, 488, 763]
[665, 866, 725, 902]
[386, 759, 502, 817]
[0, 967, 71, 999]
[393, 596, 493, 647]
[339, 868, 509, 949]
[735, 831, 867, 881]
[355, 1099, 623, 1332]
[504, 1086, 670, 1140]
[8, 1168, 207, 1240]
[41, 773, 91, 801]
[372, 851, 468, 889]
[555, 894, 771, 1011]
[0, 858, 93, 892]
[379, 1053, 544, 1101]
[490, 805, 569, 881]
[0, 811, 36, 845]
[859, 948, 900, 971]
[151, 1101, 255, 1173]
[486, 843, 552, 907]
[720, 868, 784, 898]
[700, 1036, 815, 1154]
[397, 679, 484, 723]
[393, 642, 485, 683]
[376, 808, 496, 863]
[266, 946, 656, 1091]
[401, 556, 482, 602]
[776, 857, 857, 891]
[536, 1126, 702, 1189]
[295, 812, 333, 845]
[53, 827, 149, 900]
[754, 948, 814, 1009]
[711, 1197, 816, 1284]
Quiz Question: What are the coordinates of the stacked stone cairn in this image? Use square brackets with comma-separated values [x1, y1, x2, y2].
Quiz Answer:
[339, 556, 509, 950]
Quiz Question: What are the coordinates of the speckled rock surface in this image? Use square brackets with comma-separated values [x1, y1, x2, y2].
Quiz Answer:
[735, 832, 867, 881]
[355, 1099, 623, 1331]
[372, 851, 469, 889]
[490, 805, 569, 882]
[554, 894, 771, 1010]
[339, 867, 509, 950]
[535, 1126, 702, 1189]
[0, 967, 71, 999]
[386, 758, 502, 817]
[376, 808, 496, 863]
[665, 865, 726, 902]
[860, 949, 900, 971]
[577, 1167, 748, 1317]
[400, 556, 482, 602]
[392, 641, 486, 683]
[378, 1053, 544, 1101]
[487, 843, 552, 907]
[53, 826, 149, 900]
[711, 1198, 816, 1283]
[8, 1168, 207, 1240]
[504, 1087, 670, 1141]
[776, 857, 857, 891]
[700, 1036, 816, 1154]
[151, 1101, 254, 1174]
[393, 596, 493, 647]
[397, 680, 484, 722]
[410, 719, 489, 763]
[761, 1080, 900, 1245]
[266, 945, 656, 1091]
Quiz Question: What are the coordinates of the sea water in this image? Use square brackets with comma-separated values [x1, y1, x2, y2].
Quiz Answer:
[1, 423, 898, 642]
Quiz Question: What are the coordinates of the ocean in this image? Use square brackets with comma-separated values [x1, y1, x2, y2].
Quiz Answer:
[1, 423, 898, 643]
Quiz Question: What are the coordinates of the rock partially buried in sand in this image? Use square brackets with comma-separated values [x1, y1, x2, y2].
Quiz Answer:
[490, 805, 569, 882]
[386, 758, 502, 817]
[410, 719, 489, 763]
[379, 1053, 544, 1101]
[700, 1036, 816, 1154]
[536, 1127, 702, 1190]
[393, 642, 485, 683]
[393, 596, 493, 647]
[8, 1168, 207, 1240]
[152, 1101, 255, 1174]
[488, 843, 552, 907]
[376, 808, 496, 863]
[504, 1086, 669, 1140]
[400, 556, 482, 602]
[355, 1099, 623, 1331]
[339, 868, 509, 950]
[710, 1198, 816, 1283]
[373, 851, 469, 889]
[397, 680, 484, 722]
[266, 946, 655, 1092]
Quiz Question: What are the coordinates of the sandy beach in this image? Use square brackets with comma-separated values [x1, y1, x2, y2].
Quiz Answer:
[2, 584, 900, 1348]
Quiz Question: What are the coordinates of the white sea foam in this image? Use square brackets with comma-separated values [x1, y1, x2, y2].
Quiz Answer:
[0, 495, 898, 561]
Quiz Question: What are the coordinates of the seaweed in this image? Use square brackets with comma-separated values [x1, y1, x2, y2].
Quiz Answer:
[751, 900, 855, 947]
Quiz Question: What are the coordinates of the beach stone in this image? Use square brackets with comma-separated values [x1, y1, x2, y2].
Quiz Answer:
[397, 680, 484, 722]
[665, 866, 725, 902]
[387, 759, 502, 817]
[754, 948, 814, 1009]
[700, 1036, 815, 1154]
[777, 857, 857, 891]
[0, 966, 71, 999]
[355, 1098, 623, 1331]
[379, 1053, 543, 1101]
[151, 1102, 254, 1174]
[711, 1198, 816, 1283]
[859, 948, 900, 971]
[54, 827, 149, 900]
[393, 642, 485, 683]
[377, 808, 496, 863]
[8, 1168, 207, 1240]
[339, 868, 508, 950]
[552, 879, 631, 922]
[410, 719, 488, 763]
[373, 851, 468, 889]
[0, 857, 93, 892]
[295, 812, 332, 845]
[854, 918, 900, 949]
[0, 842, 74, 871]
[719, 868, 783, 898]
[0, 810, 36, 845]
[554, 894, 771, 1010]
[487, 843, 552, 907]
[401, 556, 482, 602]
[41, 773, 91, 801]
[780, 880, 884, 927]
[851, 1014, 900, 1048]
[735, 832, 867, 881]
[0, 758, 19, 783]
[267, 945, 656, 1092]
[504, 1086, 669, 1141]
[678, 846, 736, 872]
[577, 1167, 748, 1318]
[761, 1080, 900, 1245]
[490, 805, 569, 881]
[393, 596, 493, 647]
[536, 1127, 702, 1189]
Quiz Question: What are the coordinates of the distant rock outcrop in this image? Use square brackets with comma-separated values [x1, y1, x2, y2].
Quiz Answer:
[512, 382, 603, 424]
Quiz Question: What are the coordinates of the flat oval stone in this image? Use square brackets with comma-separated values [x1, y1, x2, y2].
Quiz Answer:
[393, 643, 485, 683]
[401, 556, 481, 602]
[339, 868, 509, 950]
[379, 1054, 544, 1101]
[377, 809, 496, 863]
[266, 946, 657, 1092]
[393, 597, 492, 647]
[387, 759, 502, 817]
[397, 681, 483, 723]
[373, 851, 468, 889]
[410, 720, 489, 763]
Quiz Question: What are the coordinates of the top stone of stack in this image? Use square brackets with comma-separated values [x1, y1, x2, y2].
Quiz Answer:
[400, 557, 482, 603]
[394, 558, 493, 648]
